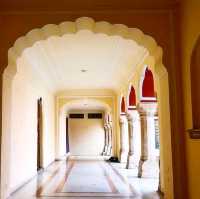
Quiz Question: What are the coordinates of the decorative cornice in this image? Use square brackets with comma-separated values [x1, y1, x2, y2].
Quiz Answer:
[120, 112, 126, 116]
[188, 129, 200, 139]
[128, 107, 137, 110]
[140, 99, 157, 103]
[0, 9, 175, 15]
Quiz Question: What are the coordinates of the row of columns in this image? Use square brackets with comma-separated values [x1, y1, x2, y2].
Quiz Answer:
[102, 122, 112, 156]
[119, 102, 159, 178]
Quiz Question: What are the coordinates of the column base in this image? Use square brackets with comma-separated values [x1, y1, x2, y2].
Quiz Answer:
[138, 159, 145, 177]
[138, 157, 159, 178]
[102, 146, 108, 156]
[120, 151, 128, 163]
[126, 154, 138, 169]
[106, 145, 112, 156]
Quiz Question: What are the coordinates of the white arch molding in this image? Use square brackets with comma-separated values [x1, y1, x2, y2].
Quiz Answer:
[1, 17, 173, 199]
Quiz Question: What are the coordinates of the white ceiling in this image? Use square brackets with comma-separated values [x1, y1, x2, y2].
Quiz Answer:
[21, 30, 148, 92]
[66, 100, 109, 112]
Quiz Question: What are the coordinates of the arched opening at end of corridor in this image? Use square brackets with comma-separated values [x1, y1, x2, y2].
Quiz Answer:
[58, 99, 113, 158]
[1, 17, 175, 199]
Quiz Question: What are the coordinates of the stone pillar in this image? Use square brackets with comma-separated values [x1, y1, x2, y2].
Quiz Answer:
[126, 110, 140, 169]
[103, 124, 109, 156]
[138, 103, 158, 178]
[126, 112, 134, 169]
[138, 109, 148, 177]
[158, 158, 162, 193]
[1, 67, 16, 198]
[119, 115, 128, 163]
[106, 122, 112, 156]
[102, 125, 107, 155]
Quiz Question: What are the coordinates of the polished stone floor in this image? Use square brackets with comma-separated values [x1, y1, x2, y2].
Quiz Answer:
[9, 158, 161, 199]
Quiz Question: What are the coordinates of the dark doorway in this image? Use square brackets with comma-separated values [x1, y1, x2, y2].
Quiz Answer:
[37, 98, 43, 170]
[66, 117, 70, 153]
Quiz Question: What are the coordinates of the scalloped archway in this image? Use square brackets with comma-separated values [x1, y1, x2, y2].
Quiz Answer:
[1, 17, 173, 199]
[6, 17, 162, 76]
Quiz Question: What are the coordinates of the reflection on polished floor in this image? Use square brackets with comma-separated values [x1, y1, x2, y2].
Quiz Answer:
[9, 158, 161, 199]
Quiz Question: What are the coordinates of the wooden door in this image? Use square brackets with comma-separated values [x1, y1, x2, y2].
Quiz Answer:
[37, 98, 43, 170]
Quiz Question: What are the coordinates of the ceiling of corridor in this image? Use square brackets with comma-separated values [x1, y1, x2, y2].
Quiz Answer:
[62, 99, 111, 113]
[20, 30, 148, 91]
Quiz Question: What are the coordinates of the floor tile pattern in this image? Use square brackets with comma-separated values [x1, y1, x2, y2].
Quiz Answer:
[9, 158, 161, 199]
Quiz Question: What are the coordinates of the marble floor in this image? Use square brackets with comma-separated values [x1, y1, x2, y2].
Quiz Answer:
[9, 157, 161, 199]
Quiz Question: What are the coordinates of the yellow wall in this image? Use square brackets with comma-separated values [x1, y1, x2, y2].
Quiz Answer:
[2, 57, 56, 195]
[181, 0, 200, 198]
[69, 111, 104, 156]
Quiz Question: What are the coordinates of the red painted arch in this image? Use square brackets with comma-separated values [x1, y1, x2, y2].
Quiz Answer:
[121, 96, 126, 113]
[142, 67, 155, 98]
[129, 86, 136, 106]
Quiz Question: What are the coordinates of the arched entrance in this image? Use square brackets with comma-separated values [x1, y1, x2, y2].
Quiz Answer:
[1, 17, 173, 199]
[57, 99, 112, 159]
[138, 66, 159, 180]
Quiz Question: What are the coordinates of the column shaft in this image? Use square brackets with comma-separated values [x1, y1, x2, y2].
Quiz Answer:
[126, 111, 139, 169]
[126, 116, 134, 169]
[103, 125, 109, 155]
[119, 116, 128, 163]
[106, 123, 112, 156]
[138, 111, 148, 177]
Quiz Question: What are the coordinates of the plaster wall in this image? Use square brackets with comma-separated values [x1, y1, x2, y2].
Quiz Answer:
[69, 111, 104, 156]
[7, 58, 55, 193]
[181, 0, 200, 198]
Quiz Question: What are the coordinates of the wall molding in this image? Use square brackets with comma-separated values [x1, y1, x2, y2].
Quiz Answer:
[188, 129, 200, 139]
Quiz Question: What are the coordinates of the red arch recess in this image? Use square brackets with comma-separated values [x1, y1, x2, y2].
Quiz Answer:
[121, 97, 126, 113]
[142, 67, 155, 98]
[129, 86, 136, 106]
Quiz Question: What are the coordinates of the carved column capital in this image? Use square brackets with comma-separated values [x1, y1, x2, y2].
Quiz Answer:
[104, 124, 109, 130]
[119, 115, 127, 124]
[126, 110, 138, 124]
[138, 102, 157, 117]
[108, 121, 112, 128]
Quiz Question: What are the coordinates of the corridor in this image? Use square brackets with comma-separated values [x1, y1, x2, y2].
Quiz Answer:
[9, 158, 160, 199]
[1, 17, 172, 199]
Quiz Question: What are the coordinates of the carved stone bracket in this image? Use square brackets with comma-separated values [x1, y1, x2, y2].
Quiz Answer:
[188, 129, 200, 139]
